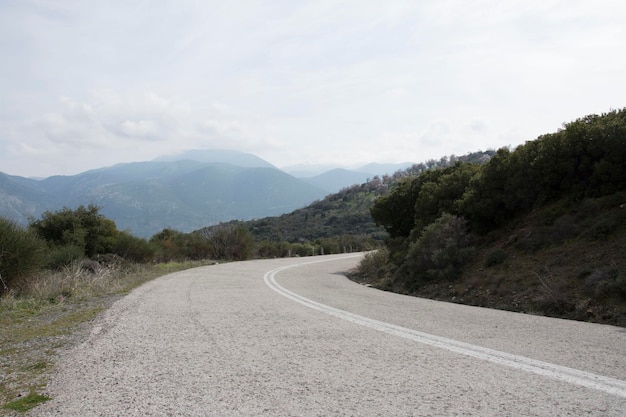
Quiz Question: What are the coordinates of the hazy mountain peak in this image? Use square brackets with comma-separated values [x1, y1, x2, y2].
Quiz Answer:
[154, 149, 276, 168]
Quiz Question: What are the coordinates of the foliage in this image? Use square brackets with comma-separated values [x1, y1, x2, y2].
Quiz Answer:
[402, 214, 473, 290]
[370, 178, 419, 239]
[207, 178, 391, 243]
[459, 109, 626, 232]
[113, 231, 156, 263]
[0, 217, 47, 294]
[150, 228, 212, 262]
[370, 108, 626, 293]
[150, 228, 189, 261]
[200, 225, 254, 261]
[45, 245, 84, 270]
[485, 249, 507, 267]
[29, 204, 119, 259]
[354, 248, 391, 284]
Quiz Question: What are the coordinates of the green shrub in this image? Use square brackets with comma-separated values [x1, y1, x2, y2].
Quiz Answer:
[403, 214, 473, 289]
[29, 204, 119, 258]
[0, 217, 47, 294]
[290, 243, 315, 257]
[356, 248, 390, 282]
[580, 209, 626, 240]
[204, 225, 254, 261]
[485, 249, 507, 267]
[113, 231, 156, 262]
[45, 245, 84, 270]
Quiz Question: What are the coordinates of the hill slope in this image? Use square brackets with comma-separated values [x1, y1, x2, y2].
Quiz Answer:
[199, 151, 495, 244]
[0, 152, 327, 237]
[405, 193, 626, 326]
[355, 109, 626, 326]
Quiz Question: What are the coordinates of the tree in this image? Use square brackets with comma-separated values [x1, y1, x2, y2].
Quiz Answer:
[0, 217, 47, 294]
[113, 231, 156, 263]
[202, 225, 254, 261]
[29, 205, 119, 258]
[150, 228, 187, 261]
[403, 214, 472, 290]
[412, 162, 479, 234]
[370, 178, 421, 239]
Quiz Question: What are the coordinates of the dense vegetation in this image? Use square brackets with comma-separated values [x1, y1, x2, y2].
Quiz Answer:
[0, 159, 328, 238]
[0, 205, 248, 296]
[359, 109, 626, 325]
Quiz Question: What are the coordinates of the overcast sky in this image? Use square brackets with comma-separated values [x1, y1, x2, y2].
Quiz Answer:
[1, 0, 625, 177]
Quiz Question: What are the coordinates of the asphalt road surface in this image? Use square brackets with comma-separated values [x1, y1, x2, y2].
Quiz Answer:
[31, 253, 626, 416]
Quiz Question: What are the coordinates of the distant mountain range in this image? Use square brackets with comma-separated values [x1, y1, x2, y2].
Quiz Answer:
[0, 150, 414, 237]
[298, 162, 414, 192]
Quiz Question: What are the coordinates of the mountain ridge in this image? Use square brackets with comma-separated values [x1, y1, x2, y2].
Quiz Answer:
[1, 150, 414, 237]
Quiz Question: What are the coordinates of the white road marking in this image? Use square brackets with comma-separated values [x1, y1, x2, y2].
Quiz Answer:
[264, 256, 626, 398]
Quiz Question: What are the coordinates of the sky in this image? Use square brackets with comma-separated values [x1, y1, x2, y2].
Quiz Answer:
[1, 0, 625, 178]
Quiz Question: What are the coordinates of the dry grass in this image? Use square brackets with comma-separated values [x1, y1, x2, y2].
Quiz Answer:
[0, 259, 214, 415]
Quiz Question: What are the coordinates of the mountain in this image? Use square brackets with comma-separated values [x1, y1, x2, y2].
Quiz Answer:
[198, 151, 495, 244]
[198, 178, 390, 244]
[302, 162, 413, 193]
[281, 163, 344, 178]
[0, 172, 49, 221]
[154, 149, 275, 168]
[0, 151, 327, 237]
[290, 162, 416, 193]
[302, 168, 374, 193]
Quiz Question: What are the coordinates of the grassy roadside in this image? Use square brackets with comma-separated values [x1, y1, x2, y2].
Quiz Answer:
[0, 260, 214, 415]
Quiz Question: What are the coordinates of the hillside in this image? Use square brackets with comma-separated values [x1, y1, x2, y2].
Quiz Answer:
[0, 155, 328, 237]
[199, 151, 495, 243]
[355, 109, 626, 326]
[360, 192, 626, 326]
[201, 178, 389, 244]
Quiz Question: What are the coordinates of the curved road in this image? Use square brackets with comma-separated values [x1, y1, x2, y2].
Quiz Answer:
[31, 253, 626, 416]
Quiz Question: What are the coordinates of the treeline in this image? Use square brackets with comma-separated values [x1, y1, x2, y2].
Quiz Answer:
[0, 205, 251, 295]
[0, 204, 370, 295]
[370, 109, 626, 291]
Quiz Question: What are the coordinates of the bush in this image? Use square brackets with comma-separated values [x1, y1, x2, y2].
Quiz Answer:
[0, 217, 47, 294]
[355, 248, 390, 283]
[203, 225, 254, 261]
[256, 240, 292, 258]
[580, 209, 626, 240]
[29, 205, 119, 258]
[113, 231, 156, 263]
[403, 214, 473, 289]
[45, 245, 84, 270]
[485, 249, 507, 267]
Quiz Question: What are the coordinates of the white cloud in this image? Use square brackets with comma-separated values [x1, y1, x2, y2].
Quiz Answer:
[0, 0, 625, 177]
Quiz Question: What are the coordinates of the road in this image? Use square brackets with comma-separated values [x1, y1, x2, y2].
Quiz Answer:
[31, 253, 626, 416]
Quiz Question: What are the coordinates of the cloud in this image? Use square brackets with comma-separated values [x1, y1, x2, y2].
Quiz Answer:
[0, 89, 264, 175]
[1, 0, 626, 177]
